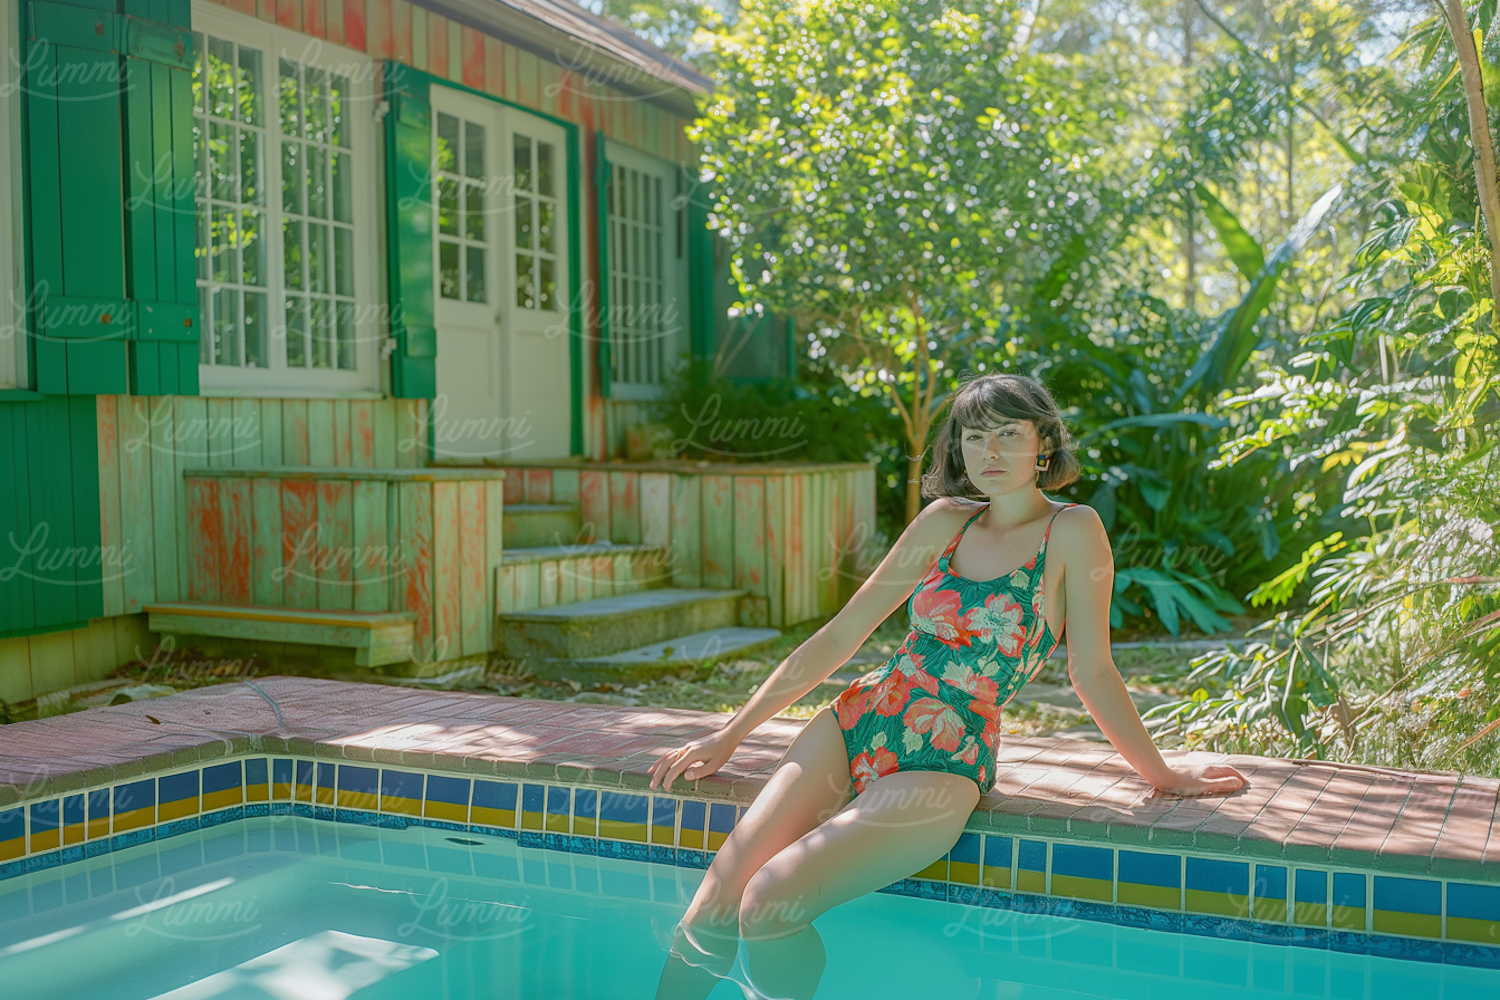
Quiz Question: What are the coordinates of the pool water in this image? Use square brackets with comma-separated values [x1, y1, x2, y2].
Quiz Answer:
[0, 816, 1492, 999]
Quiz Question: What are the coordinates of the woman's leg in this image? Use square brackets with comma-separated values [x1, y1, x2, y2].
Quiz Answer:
[655, 707, 854, 1000]
[736, 769, 981, 1000]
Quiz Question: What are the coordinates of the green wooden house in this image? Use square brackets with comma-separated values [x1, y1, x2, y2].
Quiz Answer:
[0, 0, 875, 702]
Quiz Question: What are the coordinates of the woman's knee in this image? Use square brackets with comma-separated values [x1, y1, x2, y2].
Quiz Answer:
[738, 868, 812, 941]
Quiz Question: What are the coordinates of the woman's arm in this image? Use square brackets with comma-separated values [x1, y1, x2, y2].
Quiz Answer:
[1055, 506, 1247, 797]
[649, 500, 973, 790]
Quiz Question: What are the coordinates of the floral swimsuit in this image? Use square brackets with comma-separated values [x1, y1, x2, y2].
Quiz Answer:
[830, 501, 1077, 796]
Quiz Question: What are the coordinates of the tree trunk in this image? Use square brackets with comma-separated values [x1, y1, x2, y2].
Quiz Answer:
[905, 450, 925, 525]
[1443, 0, 1500, 312]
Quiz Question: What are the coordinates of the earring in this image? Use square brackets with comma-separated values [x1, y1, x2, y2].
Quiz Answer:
[1034, 453, 1051, 471]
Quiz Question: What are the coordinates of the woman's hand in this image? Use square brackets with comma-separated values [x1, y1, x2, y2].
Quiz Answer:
[1151, 762, 1248, 798]
[648, 728, 743, 792]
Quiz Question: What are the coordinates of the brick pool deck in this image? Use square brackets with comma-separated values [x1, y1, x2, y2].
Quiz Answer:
[1, 675, 1495, 880]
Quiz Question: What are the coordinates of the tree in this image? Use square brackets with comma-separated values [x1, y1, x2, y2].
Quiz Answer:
[690, 0, 1132, 521]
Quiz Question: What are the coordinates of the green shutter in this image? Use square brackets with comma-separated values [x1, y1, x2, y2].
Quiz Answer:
[122, 1, 199, 396]
[383, 63, 435, 398]
[686, 165, 715, 364]
[595, 130, 612, 398]
[24, 0, 131, 395]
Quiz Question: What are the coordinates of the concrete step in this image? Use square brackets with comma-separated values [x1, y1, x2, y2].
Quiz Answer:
[499, 541, 672, 613]
[498, 587, 746, 663]
[503, 503, 583, 548]
[145, 603, 416, 667]
[566, 626, 783, 680]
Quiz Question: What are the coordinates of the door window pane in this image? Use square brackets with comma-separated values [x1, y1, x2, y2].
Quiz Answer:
[607, 161, 671, 386]
[435, 110, 489, 304]
[513, 133, 560, 312]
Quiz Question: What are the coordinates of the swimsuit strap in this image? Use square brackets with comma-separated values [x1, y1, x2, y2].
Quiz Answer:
[1035, 502, 1080, 568]
[936, 505, 988, 571]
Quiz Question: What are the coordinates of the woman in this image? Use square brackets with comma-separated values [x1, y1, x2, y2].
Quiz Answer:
[650, 373, 1247, 1000]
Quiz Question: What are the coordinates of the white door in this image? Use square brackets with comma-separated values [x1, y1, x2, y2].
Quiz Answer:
[431, 88, 570, 461]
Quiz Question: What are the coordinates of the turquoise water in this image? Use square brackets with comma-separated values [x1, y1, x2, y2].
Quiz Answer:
[0, 816, 1492, 999]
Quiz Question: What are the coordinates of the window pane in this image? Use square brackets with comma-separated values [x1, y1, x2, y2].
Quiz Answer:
[305, 67, 328, 143]
[464, 121, 484, 178]
[516, 253, 534, 309]
[195, 207, 208, 281]
[337, 301, 355, 370]
[439, 242, 459, 300]
[283, 218, 303, 290]
[537, 141, 553, 197]
[210, 122, 235, 200]
[466, 246, 485, 303]
[513, 135, 531, 192]
[307, 145, 327, 218]
[311, 297, 332, 368]
[282, 141, 302, 214]
[238, 127, 261, 205]
[514, 194, 532, 249]
[331, 74, 350, 148]
[192, 32, 206, 111]
[237, 46, 262, 126]
[208, 37, 235, 118]
[436, 113, 459, 173]
[199, 285, 211, 363]
[464, 183, 484, 241]
[331, 151, 351, 223]
[278, 59, 300, 137]
[334, 226, 353, 297]
[539, 257, 555, 312]
[244, 291, 267, 368]
[285, 295, 307, 367]
[211, 206, 236, 283]
[308, 221, 327, 293]
[241, 210, 263, 286]
[213, 288, 240, 366]
[438, 178, 459, 236]
[537, 199, 553, 254]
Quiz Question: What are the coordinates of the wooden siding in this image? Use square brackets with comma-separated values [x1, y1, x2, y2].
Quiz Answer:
[0, 615, 155, 705]
[184, 468, 504, 664]
[499, 462, 878, 628]
[95, 396, 429, 618]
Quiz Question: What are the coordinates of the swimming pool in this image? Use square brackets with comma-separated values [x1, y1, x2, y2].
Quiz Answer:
[0, 816, 1492, 999]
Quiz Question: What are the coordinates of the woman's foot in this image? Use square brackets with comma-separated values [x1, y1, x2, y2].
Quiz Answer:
[654, 918, 742, 1000]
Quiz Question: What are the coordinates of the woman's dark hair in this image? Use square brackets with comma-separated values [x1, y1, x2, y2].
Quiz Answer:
[920, 372, 1081, 498]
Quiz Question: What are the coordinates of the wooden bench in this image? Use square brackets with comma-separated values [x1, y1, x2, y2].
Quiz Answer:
[144, 603, 417, 667]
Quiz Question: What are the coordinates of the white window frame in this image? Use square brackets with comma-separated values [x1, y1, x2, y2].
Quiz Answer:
[0, 0, 25, 390]
[191, 0, 381, 397]
[602, 139, 689, 402]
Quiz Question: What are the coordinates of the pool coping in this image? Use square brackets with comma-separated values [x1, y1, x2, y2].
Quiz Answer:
[1, 676, 1498, 968]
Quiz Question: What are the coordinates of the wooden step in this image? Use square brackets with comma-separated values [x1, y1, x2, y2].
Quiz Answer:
[571, 626, 782, 672]
[145, 603, 417, 667]
[499, 541, 671, 612]
[497, 588, 745, 662]
[502, 503, 583, 548]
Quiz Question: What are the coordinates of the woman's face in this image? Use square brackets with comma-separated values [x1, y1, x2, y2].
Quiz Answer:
[960, 419, 1046, 496]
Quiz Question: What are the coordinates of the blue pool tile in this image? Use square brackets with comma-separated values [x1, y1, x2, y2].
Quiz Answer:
[706, 802, 735, 851]
[0, 807, 23, 863]
[28, 799, 60, 853]
[424, 774, 471, 823]
[949, 832, 981, 885]
[1016, 839, 1046, 893]
[157, 770, 200, 823]
[648, 844, 677, 864]
[1051, 843, 1112, 902]
[1331, 872, 1366, 929]
[572, 789, 598, 837]
[600, 792, 650, 843]
[981, 835, 1013, 889]
[202, 761, 243, 811]
[1118, 850, 1180, 909]
[380, 770, 425, 817]
[1372, 875, 1441, 937]
[112, 779, 156, 833]
[679, 800, 706, 850]
[337, 766, 379, 812]
[598, 838, 651, 863]
[471, 780, 518, 829]
[244, 758, 269, 801]
[651, 797, 678, 846]
[1185, 857, 1250, 917]
[62, 794, 85, 845]
[678, 849, 709, 869]
[24, 852, 62, 874]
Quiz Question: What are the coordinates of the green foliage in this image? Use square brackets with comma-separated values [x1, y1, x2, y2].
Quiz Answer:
[653, 358, 910, 540]
[1146, 6, 1500, 765]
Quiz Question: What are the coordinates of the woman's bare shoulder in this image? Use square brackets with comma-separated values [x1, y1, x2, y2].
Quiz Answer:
[895, 497, 984, 549]
[1048, 503, 1109, 555]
